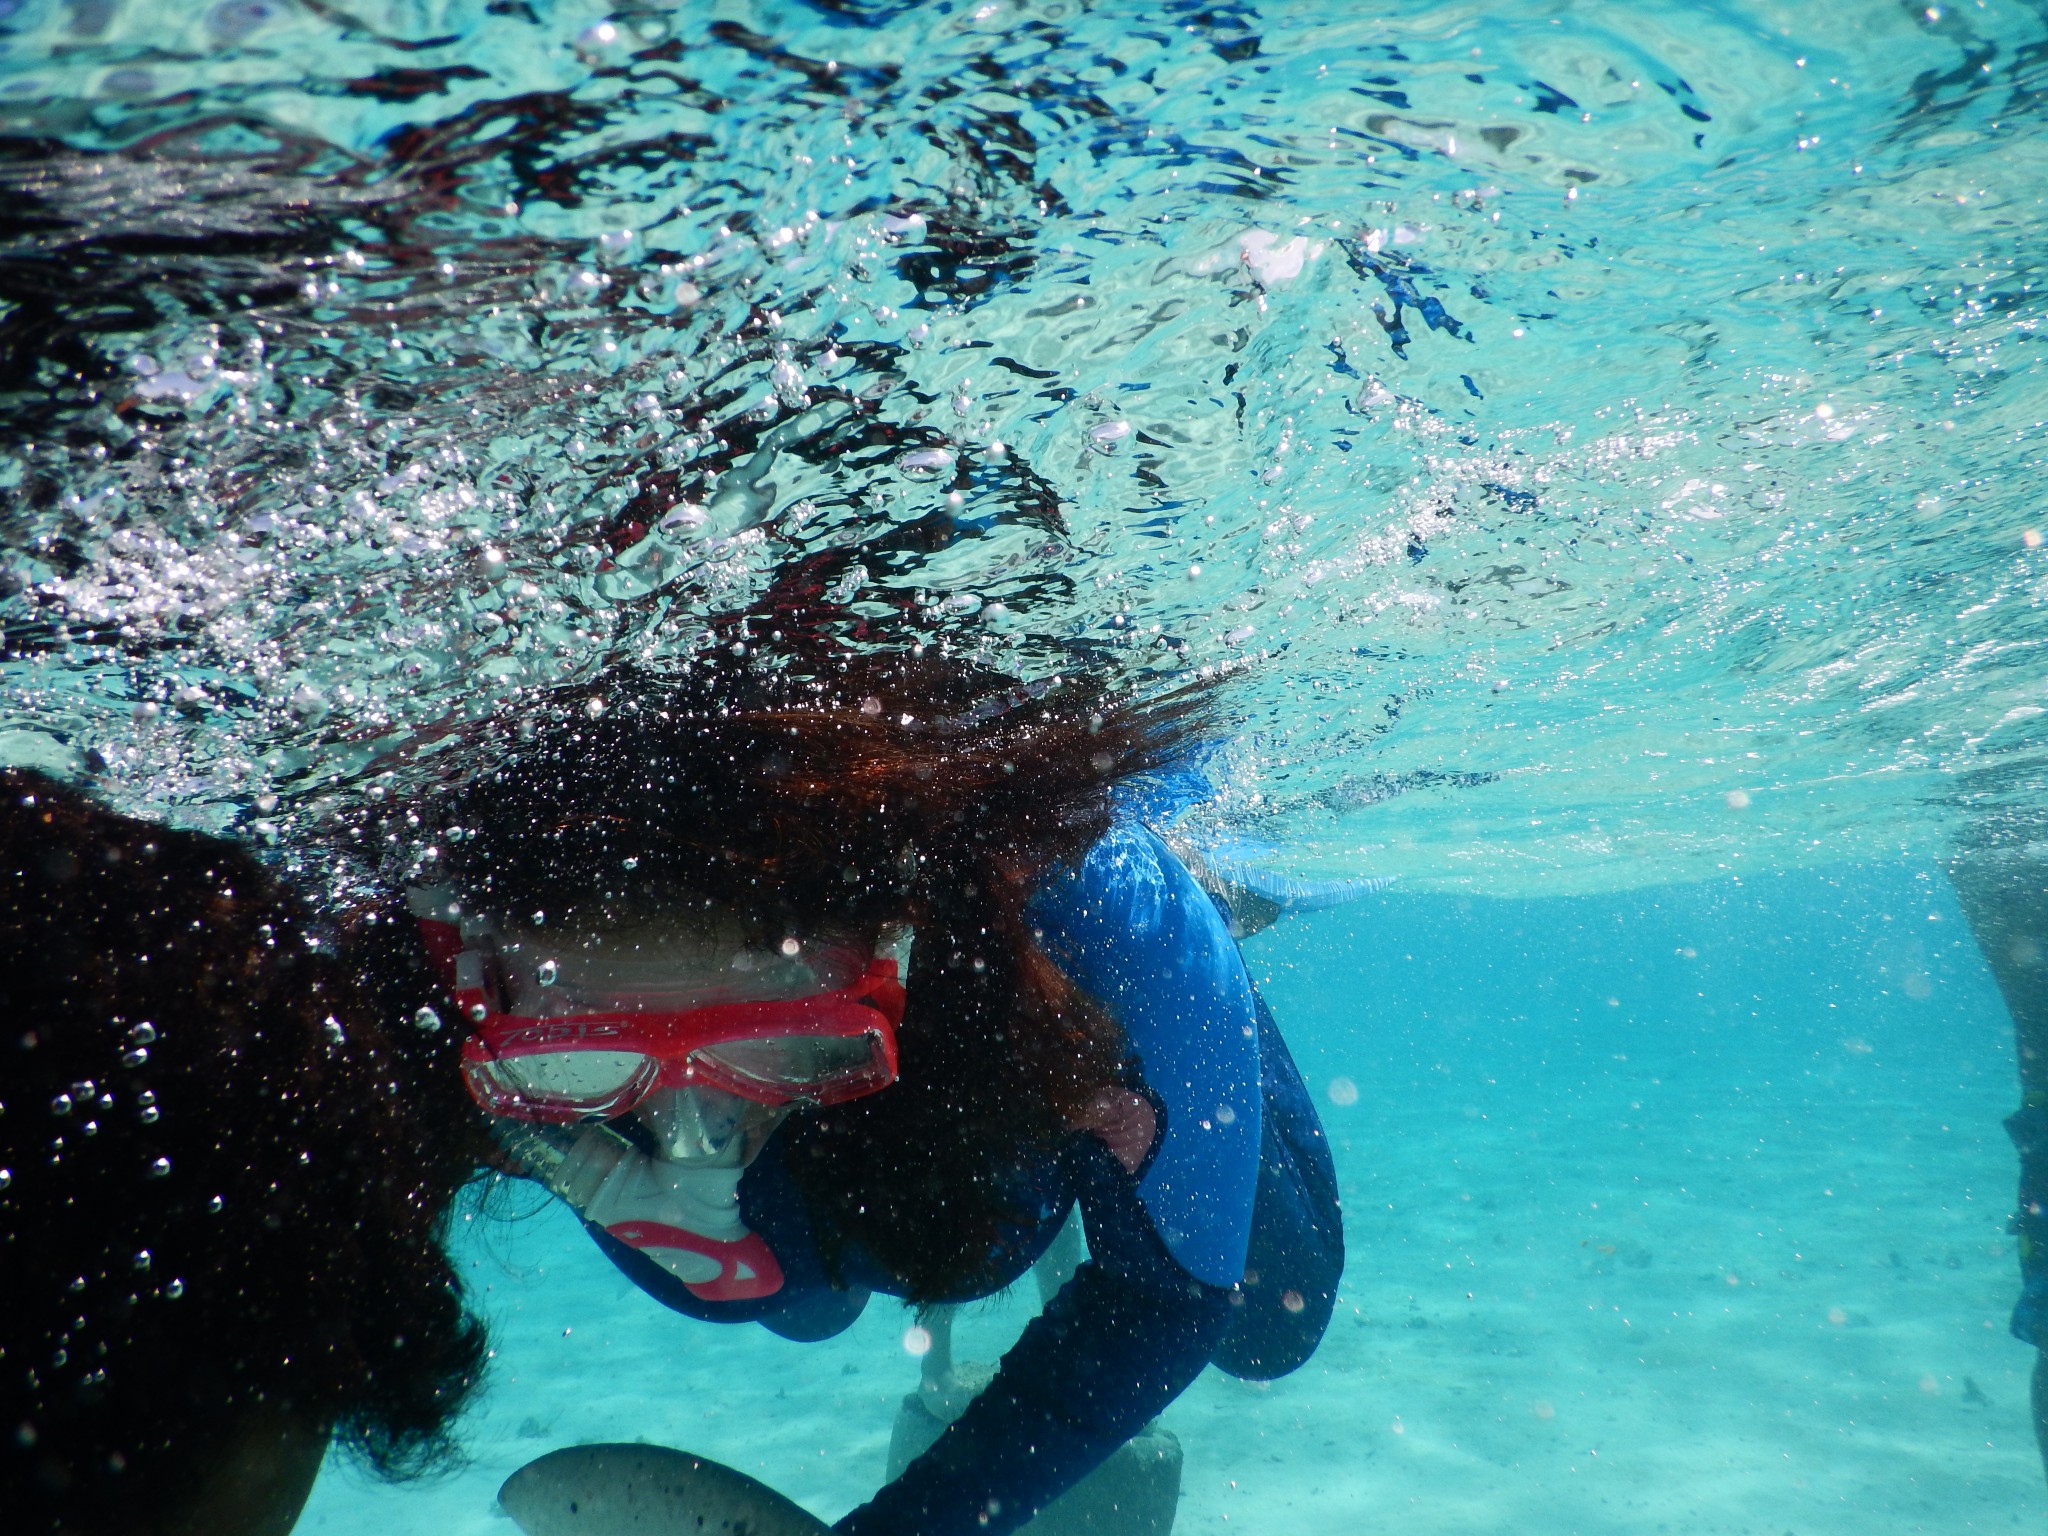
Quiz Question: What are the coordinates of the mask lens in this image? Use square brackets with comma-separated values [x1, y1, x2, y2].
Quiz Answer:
[694, 1033, 890, 1099]
[487, 1049, 652, 1105]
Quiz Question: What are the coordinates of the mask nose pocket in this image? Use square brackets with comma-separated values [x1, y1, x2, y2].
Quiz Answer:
[637, 1083, 770, 1165]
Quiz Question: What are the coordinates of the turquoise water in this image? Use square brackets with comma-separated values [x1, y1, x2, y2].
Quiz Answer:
[293, 868, 2037, 1534]
[2, 0, 2045, 1528]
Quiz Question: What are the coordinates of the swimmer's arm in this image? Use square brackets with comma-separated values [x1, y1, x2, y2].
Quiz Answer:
[832, 1152, 1230, 1536]
[1031, 821, 1264, 1291]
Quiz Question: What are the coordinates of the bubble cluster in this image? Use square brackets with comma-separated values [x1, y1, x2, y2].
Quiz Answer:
[0, 0, 2037, 898]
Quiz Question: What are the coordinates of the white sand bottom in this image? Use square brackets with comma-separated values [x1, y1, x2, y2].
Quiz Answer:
[300, 866, 2045, 1533]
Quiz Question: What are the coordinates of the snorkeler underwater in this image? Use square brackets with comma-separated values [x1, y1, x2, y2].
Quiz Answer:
[3, 0, 2047, 1532]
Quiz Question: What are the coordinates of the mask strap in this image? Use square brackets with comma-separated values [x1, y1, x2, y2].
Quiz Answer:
[406, 885, 504, 1025]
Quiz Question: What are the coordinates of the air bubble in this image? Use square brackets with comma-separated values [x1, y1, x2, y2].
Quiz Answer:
[287, 684, 329, 723]
[413, 1005, 443, 1033]
[771, 360, 807, 404]
[1087, 420, 1131, 453]
[147, 1156, 172, 1178]
[537, 959, 560, 987]
[879, 212, 928, 243]
[899, 448, 956, 480]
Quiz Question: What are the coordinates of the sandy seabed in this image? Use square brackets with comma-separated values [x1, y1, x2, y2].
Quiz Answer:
[301, 863, 2042, 1534]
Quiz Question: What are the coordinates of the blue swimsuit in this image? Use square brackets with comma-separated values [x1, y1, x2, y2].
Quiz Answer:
[585, 823, 1344, 1536]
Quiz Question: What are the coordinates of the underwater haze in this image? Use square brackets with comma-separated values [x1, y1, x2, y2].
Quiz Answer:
[294, 868, 2039, 1534]
[2, 0, 2045, 1528]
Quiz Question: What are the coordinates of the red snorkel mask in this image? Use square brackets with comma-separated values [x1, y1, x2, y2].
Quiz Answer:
[410, 890, 905, 1123]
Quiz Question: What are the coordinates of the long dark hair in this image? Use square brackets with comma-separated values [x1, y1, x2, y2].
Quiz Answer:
[431, 650, 1212, 1300]
[0, 770, 490, 1533]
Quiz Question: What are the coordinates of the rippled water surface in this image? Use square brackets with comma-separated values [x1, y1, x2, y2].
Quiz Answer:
[1, 1, 2044, 892]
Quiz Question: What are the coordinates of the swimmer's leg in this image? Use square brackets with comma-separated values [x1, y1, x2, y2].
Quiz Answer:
[1949, 852, 2048, 1486]
[1212, 993, 1344, 1380]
